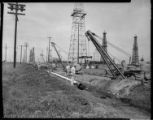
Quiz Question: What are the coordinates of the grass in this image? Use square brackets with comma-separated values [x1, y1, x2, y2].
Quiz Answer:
[2, 63, 92, 118]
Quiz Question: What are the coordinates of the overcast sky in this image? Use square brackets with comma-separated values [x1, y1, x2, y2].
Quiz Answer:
[2, 0, 151, 63]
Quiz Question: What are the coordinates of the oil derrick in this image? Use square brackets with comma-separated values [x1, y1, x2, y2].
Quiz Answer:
[68, 3, 87, 63]
[29, 47, 35, 64]
[94, 31, 108, 62]
[23, 49, 26, 63]
[131, 35, 139, 66]
[40, 53, 45, 62]
[100, 31, 107, 63]
[102, 31, 107, 52]
[23, 43, 28, 63]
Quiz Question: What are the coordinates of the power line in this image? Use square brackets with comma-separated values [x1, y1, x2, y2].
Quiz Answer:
[94, 34, 131, 57]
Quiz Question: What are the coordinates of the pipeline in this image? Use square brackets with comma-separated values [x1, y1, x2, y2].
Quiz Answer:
[47, 70, 86, 90]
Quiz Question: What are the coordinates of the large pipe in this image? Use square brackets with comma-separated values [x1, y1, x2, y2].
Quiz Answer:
[47, 71, 86, 90]
[50, 71, 72, 82]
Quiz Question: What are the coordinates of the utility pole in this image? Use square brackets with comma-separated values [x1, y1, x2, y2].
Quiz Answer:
[5, 44, 7, 62]
[7, 2, 26, 68]
[40, 50, 45, 63]
[33, 47, 35, 63]
[48, 37, 52, 63]
[77, 23, 79, 64]
[25, 42, 28, 63]
[46, 47, 48, 62]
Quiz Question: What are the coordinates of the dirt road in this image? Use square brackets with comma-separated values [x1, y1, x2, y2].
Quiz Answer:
[2, 63, 150, 118]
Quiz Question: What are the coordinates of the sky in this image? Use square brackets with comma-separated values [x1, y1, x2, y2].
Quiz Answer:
[2, 0, 151, 63]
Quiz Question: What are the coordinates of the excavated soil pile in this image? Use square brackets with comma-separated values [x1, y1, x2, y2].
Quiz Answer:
[74, 73, 151, 113]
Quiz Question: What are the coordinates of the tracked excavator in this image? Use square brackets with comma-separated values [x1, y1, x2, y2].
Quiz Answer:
[85, 30, 126, 80]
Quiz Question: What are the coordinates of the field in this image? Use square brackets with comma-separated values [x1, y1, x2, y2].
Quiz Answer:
[2, 62, 151, 118]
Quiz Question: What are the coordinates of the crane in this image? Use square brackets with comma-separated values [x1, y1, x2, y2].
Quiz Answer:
[51, 42, 66, 72]
[85, 30, 126, 79]
[51, 42, 86, 89]
[94, 33, 142, 78]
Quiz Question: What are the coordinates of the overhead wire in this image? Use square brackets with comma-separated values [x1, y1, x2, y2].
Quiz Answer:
[107, 51, 121, 63]
[94, 34, 131, 57]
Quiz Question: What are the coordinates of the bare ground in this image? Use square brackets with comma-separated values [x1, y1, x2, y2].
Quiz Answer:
[2, 63, 151, 118]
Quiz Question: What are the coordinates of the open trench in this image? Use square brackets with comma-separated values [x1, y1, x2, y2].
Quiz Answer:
[48, 69, 150, 119]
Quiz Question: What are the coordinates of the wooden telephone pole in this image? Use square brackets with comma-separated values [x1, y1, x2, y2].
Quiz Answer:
[7, 2, 26, 68]
[25, 43, 28, 63]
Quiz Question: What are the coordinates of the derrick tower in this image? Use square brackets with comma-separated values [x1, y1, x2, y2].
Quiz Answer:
[68, 3, 87, 63]
[100, 31, 107, 62]
[29, 47, 35, 64]
[102, 31, 107, 52]
[131, 35, 139, 66]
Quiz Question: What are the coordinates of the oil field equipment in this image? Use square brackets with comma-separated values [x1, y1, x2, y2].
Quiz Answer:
[51, 42, 66, 72]
[85, 30, 126, 79]
[68, 3, 88, 64]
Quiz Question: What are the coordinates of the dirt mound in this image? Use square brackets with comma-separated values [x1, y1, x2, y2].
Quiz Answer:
[83, 69, 107, 76]
[107, 79, 141, 97]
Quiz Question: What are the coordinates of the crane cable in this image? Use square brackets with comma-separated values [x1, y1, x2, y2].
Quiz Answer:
[93, 34, 131, 57]
[107, 51, 121, 63]
[51, 43, 68, 61]
[55, 44, 69, 55]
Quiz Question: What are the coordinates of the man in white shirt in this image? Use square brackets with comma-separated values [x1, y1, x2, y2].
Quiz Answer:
[66, 64, 71, 76]
[70, 65, 76, 85]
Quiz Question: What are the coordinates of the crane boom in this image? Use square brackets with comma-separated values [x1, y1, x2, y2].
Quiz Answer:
[85, 30, 126, 79]
[51, 42, 66, 72]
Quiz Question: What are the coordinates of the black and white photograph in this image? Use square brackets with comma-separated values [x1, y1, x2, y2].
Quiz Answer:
[1, 0, 151, 119]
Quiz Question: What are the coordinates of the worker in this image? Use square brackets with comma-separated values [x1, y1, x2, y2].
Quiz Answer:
[51, 63, 56, 72]
[70, 65, 76, 85]
[66, 63, 71, 76]
[86, 64, 89, 69]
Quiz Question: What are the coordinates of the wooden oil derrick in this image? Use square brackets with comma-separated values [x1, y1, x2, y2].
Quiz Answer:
[131, 35, 139, 66]
[23, 42, 28, 63]
[29, 47, 35, 64]
[68, 3, 87, 64]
